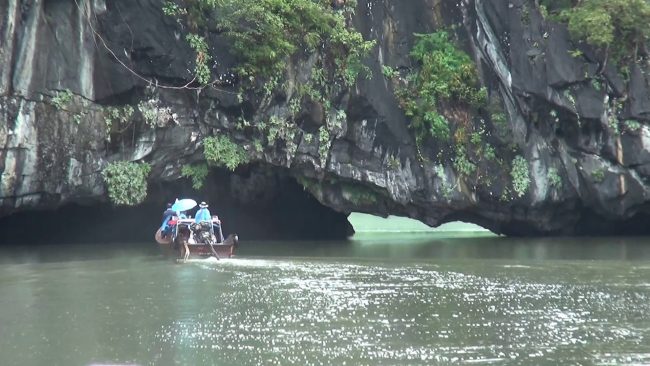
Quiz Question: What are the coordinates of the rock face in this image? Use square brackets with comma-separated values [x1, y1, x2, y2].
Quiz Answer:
[2, 0, 650, 236]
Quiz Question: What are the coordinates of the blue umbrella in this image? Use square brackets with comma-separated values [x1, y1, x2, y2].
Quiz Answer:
[172, 198, 197, 212]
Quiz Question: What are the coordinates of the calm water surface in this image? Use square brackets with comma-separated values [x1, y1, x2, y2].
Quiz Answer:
[1, 234, 650, 365]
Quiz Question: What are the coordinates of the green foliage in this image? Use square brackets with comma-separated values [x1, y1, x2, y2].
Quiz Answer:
[105, 106, 134, 133]
[186, 33, 212, 85]
[52, 89, 73, 110]
[470, 132, 482, 145]
[215, 0, 374, 84]
[624, 119, 642, 131]
[591, 167, 606, 183]
[453, 146, 476, 177]
[397, 31, 486, 144]
[591, 79, 602, 91]
[203, 135, 250, 171]
[484, 144, 497, 161]
[608, 114, 620, 135]
[318, 126, 331, 167]
[569, 49, 584, 58]
[548, 167, 563, 190]
[137, 101, 158, 127]
[382, 65, 398, 79]
[434, 164, 453, 200]
[253, 139, 264, 153]
[387, 155, 400, 169]
[162, 1, 187, 16]
[102, 161, 151, 206]
[267, 115, 297, 146]
[559, 0, 650, 62]
[510, 155, 530, 198]
[181, 164, 209, 190]
[487, 97, 509, 139]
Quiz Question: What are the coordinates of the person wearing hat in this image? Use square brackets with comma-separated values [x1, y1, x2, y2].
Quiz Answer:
[193, 201, 220, 258]
[195, 202, 211, 223]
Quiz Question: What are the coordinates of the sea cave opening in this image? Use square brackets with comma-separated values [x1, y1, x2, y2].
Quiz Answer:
[0, 169, 354, 245]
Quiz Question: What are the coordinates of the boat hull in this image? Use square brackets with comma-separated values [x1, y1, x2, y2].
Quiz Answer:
[155, 228, 172, 245]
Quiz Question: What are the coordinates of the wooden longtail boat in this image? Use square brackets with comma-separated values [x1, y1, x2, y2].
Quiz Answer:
[155, 217, 239, 259]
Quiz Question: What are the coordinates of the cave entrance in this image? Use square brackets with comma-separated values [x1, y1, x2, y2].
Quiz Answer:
[0, 169, 354, 245]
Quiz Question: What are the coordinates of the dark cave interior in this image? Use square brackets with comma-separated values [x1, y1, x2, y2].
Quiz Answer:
[0, 169, 354, 245]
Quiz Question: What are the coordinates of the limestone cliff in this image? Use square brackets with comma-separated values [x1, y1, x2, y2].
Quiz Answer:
[2, 0, 650, 236]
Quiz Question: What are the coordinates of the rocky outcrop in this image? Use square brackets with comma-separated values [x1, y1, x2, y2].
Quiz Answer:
[2, 0, 650, 236]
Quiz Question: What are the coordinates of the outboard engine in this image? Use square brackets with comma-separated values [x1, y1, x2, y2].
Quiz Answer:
[191, 222, 215, 245]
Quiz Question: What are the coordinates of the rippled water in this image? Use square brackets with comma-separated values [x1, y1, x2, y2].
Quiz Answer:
[1, 235, 650, 365]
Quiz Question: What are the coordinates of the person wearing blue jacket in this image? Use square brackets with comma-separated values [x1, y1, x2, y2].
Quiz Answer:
[195, 202, 211, 223]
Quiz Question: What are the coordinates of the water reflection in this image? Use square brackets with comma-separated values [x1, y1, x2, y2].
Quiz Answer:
[238, 233, 650, 262]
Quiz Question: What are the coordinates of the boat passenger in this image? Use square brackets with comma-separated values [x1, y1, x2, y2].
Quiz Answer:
[161, 203, 175, 238]
[194, 202, 220, 258]
[195, 202, 211, 223]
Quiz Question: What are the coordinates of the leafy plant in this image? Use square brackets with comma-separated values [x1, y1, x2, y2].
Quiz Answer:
[203, 135, 250, 171]
[434, 164, 453, 200]
[624, 119, 642, 131]
[591, 167, 606, 183]
[186, 33, 212, 85]
[181, 164, 209, 190]
[510, 155, 530, 198]
[52, 89, 74, 110]
[608, 114, 620, 135]
[484, 144, 497, 161]
[105, 105, 134, 133]
[102, 161, 151, 206]
[318, 126, 331, 167]
[397, 31, 486, 144]
[382, 65, 398, 78]
[387, 155, 400, 169]
[215, 0, 375, 84]
[548, 167, 563, 190]
[559, 0, 650, 63]
[453, 146, 476, 177]
[137, 100, 174, 128]
[162, 1, 187, 17]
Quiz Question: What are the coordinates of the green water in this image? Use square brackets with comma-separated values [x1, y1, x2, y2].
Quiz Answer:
[1, 235, 650, 365]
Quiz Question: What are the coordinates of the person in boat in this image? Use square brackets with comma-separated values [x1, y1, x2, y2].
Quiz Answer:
[193, 201, 220, 257]
[195, 202, 224, 241]
[195, 202, 211, 223]
[161, 203, 176, 238]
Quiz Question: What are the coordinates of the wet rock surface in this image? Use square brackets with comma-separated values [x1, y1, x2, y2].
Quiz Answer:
[2, 0, 650, 236]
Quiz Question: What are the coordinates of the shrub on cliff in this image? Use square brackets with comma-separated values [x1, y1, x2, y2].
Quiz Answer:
[181, 164, 209, 190]
[163, 0, 374, 87]
[102, 162, 151, 206]
[545, 0, 650, 62]
[510, 156, 530, 198]
[203, 135, 249, 171]
[397, 31, 486, 144]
